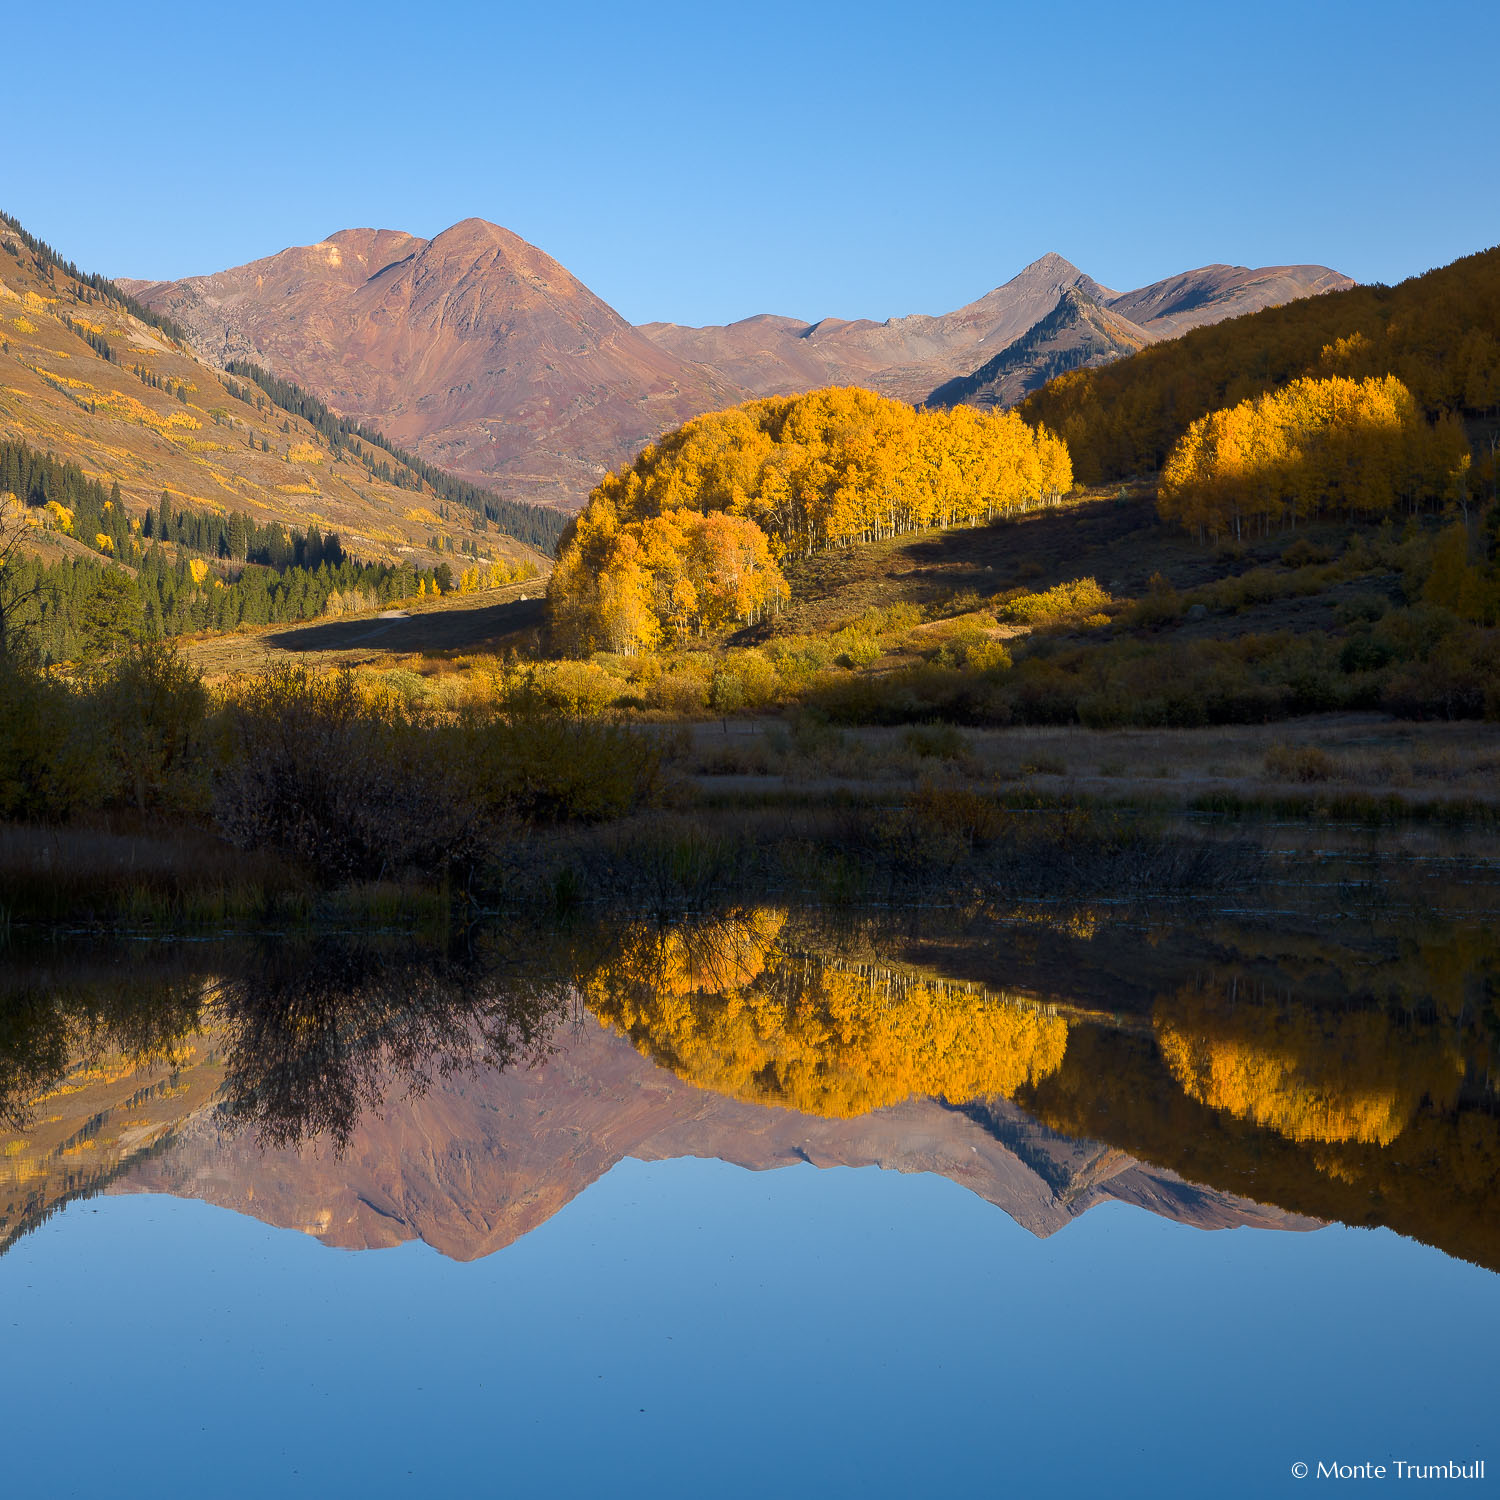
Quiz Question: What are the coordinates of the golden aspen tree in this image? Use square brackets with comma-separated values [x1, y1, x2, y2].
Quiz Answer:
[547, 387, 1072, 655]
[1159, 374, 1468, 539]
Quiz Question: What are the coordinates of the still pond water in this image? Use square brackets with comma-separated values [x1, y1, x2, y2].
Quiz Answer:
[2, 892, 1496, 1497]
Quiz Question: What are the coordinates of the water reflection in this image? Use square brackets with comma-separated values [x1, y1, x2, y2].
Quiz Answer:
[213, 938, 559, 1150]
[0, 903, 1496, 1268]
[581, 909, 1068, 1117]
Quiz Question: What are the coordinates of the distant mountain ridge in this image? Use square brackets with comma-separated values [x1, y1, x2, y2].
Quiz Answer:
[125, 225, 1351, 510]
[640, 251, 1118, 404]
[925, 285, 1154, 410]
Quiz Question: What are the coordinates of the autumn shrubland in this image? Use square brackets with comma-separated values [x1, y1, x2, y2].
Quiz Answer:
[0, 647, 667, 919]
[512, 363, 1496, 735]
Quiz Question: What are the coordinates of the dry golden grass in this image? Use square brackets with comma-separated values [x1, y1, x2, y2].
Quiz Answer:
[178, 579, 548, 678]
[679, 714, 1500, 808]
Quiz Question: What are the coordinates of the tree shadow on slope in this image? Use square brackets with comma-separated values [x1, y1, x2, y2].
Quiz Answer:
[262, 594, 545, 655]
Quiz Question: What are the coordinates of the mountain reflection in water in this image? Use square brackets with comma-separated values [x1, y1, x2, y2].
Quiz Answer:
[1, 903, 1495, 1270]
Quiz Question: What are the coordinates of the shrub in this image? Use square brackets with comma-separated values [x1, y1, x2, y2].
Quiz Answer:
[463, 716, 664, 822]
[739, 651, 781, 706]
[999, 577, 1114, 627]
[830, 628, 882, 669]
[1334, 593, 1390, 625]
[933, 627, 1012, 674]
[1264, 745, 1334, 782]
[1125, 573, 1183, 628]
[214, 666, 474, 881]
[1383, 629, 1500, 720]
[647, 662, 710, 714]
[908, 786, 1007, 845]
[1282, 538, 1333, 568]
[93, 642, 209, 812]
[524, 660, 623, 717]
[1338, 634, 1395, 674]
[902, 724, 966, 760]
[707, 668, 747, 715]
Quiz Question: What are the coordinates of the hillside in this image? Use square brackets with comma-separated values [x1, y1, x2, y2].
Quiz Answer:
[126, 225, 1348, 511]
[1019, 244, 1500, 482]
[0, 216, 556, 571]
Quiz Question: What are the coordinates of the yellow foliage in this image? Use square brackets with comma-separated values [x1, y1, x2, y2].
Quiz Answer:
[288, 441, 323, 464]
[549, 386, 1071, 656]
[1423, 523, 1500, 625]
[585, 913, 1069, 1117]
[1154, 981, 1463, 1146]
[95, 532, 114, 553]
[1158, 375, 1469, 539]
[13, 316, 35, 334]
[44, 500, 74, 534]
[188, 558, 210, 586]
[1001, 577, 1115, 626]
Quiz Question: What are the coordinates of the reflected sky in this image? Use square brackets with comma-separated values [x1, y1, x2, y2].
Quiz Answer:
[4, 1160, 1493, 1499]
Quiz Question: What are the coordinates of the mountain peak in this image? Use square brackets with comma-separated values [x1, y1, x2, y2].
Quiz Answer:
[990, 252, 1114, 303]
[1022, 251, 1085, 275]
[429, 216, 514, 248]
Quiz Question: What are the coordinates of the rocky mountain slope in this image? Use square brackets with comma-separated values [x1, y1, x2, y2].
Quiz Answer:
[640, 252, 1115, 404]
[109, 1017, 1312, 1261]
[125, 226, 1351, 512]
[925, 285, 1154, 410]
[124, 220, 740, 512]
[644, 256, 1352, 410]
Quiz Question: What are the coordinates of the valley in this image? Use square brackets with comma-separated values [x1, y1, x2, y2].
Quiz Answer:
[6, 13, 1497, 1499]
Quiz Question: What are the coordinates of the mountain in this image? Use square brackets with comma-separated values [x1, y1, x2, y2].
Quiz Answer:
[124, 222, 1350, 512]
[925, 285, 1154, 410]
[123, 219, 740, 513]
[0, 215, 553, 568]
[640, 252, 1115, 404]
[1107, 262, 1354, 338]
[104, 1018, 1311, 1260]
[644, 256, 1352, 411]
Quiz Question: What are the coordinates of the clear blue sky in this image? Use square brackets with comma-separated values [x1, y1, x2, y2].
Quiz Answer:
[8, 0, 1497, 326]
